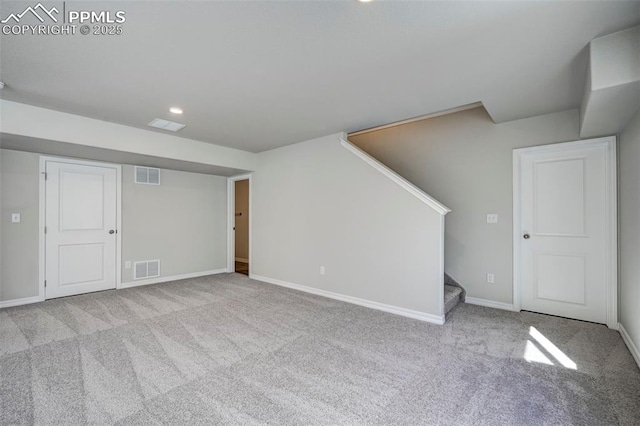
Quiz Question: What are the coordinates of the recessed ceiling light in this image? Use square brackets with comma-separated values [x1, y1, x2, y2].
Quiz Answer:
[169, 107, 183, 114]
[358, 0, 373, 2]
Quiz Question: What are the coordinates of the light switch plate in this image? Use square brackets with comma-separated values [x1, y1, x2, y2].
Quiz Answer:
[486, 214, 498, 224]
[11, 213, 21, 223]
[125, 261, 131, 269]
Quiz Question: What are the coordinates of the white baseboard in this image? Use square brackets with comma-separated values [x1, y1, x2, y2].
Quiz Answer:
[0, 295, 44, 309]
[235, 257, 249, 263]
[465, 297, 517, 312]
[250, 274, 445, 325]
[120, 269, 227, 289]
[619, 323, 640, 369]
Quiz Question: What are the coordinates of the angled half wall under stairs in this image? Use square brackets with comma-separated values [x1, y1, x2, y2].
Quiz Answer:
[251, 132, 450, 324]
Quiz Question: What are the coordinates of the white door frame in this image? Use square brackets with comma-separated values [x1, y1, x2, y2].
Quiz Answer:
[227, 174, 252, 274]
[512, 136, 618, 329]
[39, 156, 122, 300]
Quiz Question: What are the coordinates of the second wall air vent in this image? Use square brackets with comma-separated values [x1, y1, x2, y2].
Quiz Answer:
[135, 166, 161, 185]
[134, 260, 160, 280]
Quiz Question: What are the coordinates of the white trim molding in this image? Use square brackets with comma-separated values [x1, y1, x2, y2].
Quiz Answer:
[251, 274, 445, 325]
[619, 323, 640, 369]
[38, 157, 46, 303]
[512, 136, 618, 329]
[339, 137, 451, 215]
[437, 214, 446, 317]
[120, 269, 227, 289]
[465, 297, 517, 312]
[0, 296, 44, 309]
[227, 174, 252, 274]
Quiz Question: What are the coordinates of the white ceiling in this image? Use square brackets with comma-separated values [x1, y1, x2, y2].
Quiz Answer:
[1, 1, 638, 152]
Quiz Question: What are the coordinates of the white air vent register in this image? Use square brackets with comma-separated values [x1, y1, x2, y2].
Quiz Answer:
[135, 166, 161, 185]
[148, 118, 186, 132]
[134, 260, 160, 280]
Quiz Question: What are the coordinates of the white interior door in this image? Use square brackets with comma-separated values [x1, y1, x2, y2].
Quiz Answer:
[45, 161, 118, 299]
[516, 138, 615, 325]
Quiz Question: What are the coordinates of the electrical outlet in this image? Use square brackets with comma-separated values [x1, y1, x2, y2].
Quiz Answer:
[320, 266, 325, 276]
[487, 273, 495, 283]
[486, 214, 498, 224]
[11, 213, 21, 223]
[125, 261, 131, 269]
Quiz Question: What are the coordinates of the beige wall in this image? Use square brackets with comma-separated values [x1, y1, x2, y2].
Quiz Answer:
[349, 107, 580, 304]
[0, 149, 228, 302]
[0, 150, 40, 301]
[252, 133, 444, 318]
[234, 179, 249, 261]
[619, 106, 640, 359]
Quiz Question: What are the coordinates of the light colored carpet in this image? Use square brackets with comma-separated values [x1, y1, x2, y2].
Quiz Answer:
[1, 273, 638, 425]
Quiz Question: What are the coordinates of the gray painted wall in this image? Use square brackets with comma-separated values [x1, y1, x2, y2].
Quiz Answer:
[349, 107, 580, 304]
[580, 26, 640, 139]
[0, 149, 228, 302]
[121, 165, 227, 283]
[252, 133, 444, 317]
[619, 106, 640, 358]
[0, 150, 40, 301]
[590, 26, 640, 90]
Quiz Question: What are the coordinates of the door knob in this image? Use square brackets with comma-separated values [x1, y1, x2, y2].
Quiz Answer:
[109, 230, 115, 234]
[523, 233, 530, 239]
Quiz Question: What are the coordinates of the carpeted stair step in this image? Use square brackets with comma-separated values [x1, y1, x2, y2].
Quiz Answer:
[444, 284, 463, 315]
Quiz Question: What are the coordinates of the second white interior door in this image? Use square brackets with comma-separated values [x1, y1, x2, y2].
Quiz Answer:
[517, 138, 614, 325]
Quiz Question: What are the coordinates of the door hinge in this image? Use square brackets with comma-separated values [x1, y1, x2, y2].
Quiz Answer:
[44, 280, 47, 288]
[44, 226, 47, 234]
[42, 172, 47, 180]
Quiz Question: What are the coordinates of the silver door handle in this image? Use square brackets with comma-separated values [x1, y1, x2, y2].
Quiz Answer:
[523, 233, 530, 239]
[109, 230, 115, 234]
